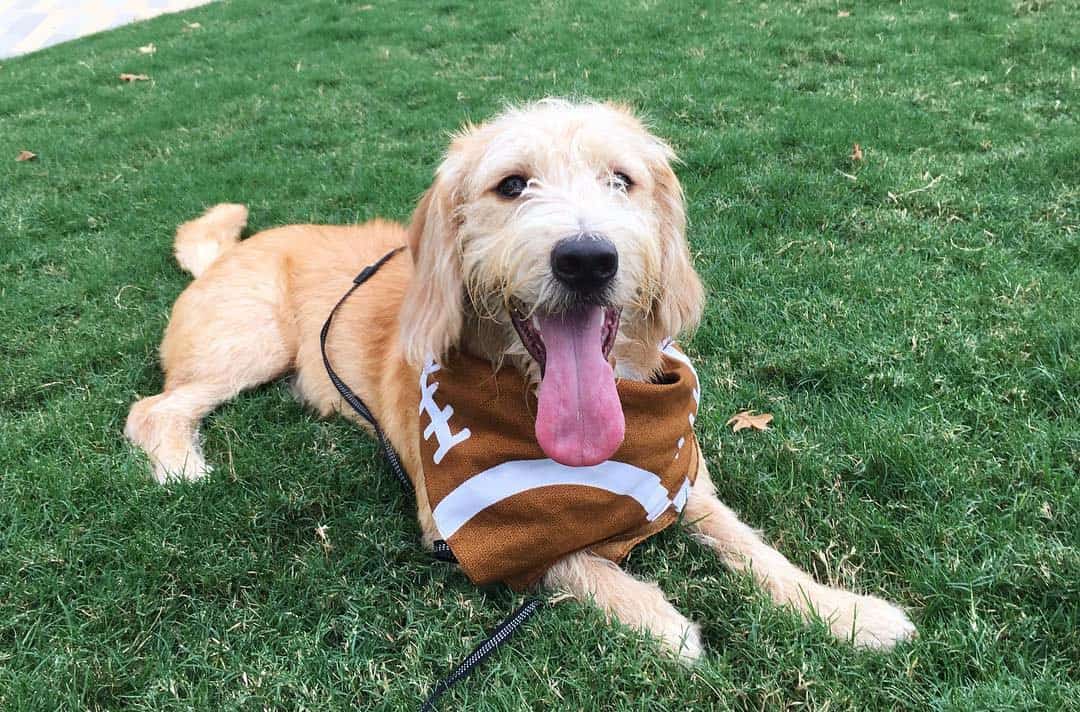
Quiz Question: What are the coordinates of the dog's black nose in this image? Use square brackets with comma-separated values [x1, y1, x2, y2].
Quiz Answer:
[551, 235, 618, 293]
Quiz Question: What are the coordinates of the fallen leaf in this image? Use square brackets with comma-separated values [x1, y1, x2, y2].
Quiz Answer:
[119, 73, 150, 82]
[138, 43, 156, 54]
[837, 10, 850, 17]
[16, 150, 37, 162]
[726, 410, 773, 433]
[850, 143, 864, 161]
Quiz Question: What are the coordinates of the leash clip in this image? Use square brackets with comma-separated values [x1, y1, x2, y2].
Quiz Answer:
[354, 244, 407, 284]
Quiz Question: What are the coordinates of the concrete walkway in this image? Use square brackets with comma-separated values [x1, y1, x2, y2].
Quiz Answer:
[1, 0, 213, 59]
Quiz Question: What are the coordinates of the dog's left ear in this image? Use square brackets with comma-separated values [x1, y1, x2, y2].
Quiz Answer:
[399, 173, 465, 366]
[649, 149, 704, 339]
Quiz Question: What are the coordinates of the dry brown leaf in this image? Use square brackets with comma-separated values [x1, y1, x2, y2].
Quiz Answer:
[119, 73, 150, 82]
[837, 10, 851, 17]
[850, 143, 864, 161]
[16, 150, 37, 162]
[726, 410, 773, 433]
[138, 43, 156, 54]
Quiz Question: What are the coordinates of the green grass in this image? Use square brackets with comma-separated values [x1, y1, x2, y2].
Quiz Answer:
[1, 0, 1077, 709]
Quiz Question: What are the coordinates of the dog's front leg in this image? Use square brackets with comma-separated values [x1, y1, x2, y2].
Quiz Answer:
[543, 549, 703, 663]
[684, 461, 916, 649]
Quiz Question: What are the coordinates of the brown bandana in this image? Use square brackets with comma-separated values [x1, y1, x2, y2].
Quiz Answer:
[418, 341, 701, 590]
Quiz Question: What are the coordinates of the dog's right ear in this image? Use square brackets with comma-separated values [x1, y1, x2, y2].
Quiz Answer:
[399, 177, 465, 366]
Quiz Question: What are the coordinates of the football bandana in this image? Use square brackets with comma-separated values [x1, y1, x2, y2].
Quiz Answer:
[418, 341, 701, 590]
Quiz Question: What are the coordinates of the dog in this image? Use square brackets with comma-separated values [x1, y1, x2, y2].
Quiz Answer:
[125, 99, 916, 660]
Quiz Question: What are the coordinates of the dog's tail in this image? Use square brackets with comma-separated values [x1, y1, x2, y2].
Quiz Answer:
[173, 203, 248, 278]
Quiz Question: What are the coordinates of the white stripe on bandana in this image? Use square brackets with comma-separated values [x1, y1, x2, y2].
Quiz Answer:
[433, 458, 691, 540]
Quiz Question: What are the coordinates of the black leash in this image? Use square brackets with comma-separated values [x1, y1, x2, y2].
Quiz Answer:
[319, 246, 543, 711]
[420, 597, 544, 712]
[319, 246, 414, 495]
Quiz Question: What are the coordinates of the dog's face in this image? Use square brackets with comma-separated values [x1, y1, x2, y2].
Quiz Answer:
[402, 100, 703, 466]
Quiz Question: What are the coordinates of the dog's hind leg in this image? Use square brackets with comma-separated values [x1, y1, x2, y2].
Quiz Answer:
[126, 208, 297, 483]
[543, 550, 703, 663]
[126, 289, 295, 484]
[684, 461, 916, 649]
[126, 297, 295, 483]
[127, 383, 235, 483]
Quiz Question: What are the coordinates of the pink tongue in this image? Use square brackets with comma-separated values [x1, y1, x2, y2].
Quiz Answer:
[535, 306, 625, 467]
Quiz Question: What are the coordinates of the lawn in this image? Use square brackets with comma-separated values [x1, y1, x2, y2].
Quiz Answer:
[1, 0, 1077, 709]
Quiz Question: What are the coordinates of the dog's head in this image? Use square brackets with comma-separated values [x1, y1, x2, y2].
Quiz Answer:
[401, 99, 703, 466]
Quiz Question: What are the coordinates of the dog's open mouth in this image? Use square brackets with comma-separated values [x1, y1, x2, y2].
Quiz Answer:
[510, 303, 625, 467]
[510, 303, 620, 371]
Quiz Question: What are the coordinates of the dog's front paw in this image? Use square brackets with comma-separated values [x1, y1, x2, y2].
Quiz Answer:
[817, 590, 916, 650]
[651, 615, 703, 665]
[151, 455, 212, 485]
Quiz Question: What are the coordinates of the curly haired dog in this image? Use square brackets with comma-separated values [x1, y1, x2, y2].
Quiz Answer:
[125, 99, 915, 659]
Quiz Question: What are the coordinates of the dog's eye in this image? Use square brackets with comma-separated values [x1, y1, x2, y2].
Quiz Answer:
[495, 175, 528, 199]
[610, 171, 634, 191]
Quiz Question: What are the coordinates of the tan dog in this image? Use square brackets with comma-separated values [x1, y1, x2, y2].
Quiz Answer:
[125, 99, 915, 660]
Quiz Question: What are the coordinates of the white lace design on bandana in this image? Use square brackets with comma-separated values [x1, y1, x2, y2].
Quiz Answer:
[661, 339, 700, 459]
[419, 358, 471, 464]
[660, 339, 700, 422]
